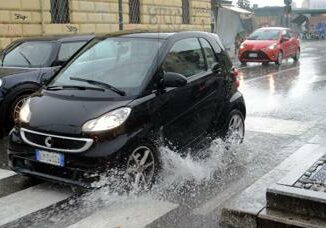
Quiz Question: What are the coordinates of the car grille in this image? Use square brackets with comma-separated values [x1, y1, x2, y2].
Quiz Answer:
[11, 155, 100, 187]
[20, 128, 93, 153]
[241, 51, 269, 60]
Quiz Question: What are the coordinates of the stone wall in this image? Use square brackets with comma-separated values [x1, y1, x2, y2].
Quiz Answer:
[0, 0, 212, 49]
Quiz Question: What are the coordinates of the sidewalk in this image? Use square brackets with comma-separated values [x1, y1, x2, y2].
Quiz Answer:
[220, 134, 326, 228]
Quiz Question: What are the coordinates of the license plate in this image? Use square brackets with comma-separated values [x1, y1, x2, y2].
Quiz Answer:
[35, 150, 64, 167]
[249, 53, 258, 58]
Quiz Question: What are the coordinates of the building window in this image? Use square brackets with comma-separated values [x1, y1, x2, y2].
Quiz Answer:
[182, 0, 190, 24]
[129, 0, 140, 24]
[50, 0, 69, 24]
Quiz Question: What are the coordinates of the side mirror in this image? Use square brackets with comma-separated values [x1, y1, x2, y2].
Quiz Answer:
[212, 63, 223, 75]
[281, 37, 290, 42]
[163, 72, 187, 88]
[52, 59, 65, 67]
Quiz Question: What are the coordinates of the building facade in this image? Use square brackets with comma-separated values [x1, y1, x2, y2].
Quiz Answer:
[0, 0, 212, 49]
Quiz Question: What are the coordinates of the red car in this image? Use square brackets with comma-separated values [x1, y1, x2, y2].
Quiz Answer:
[238, 27, 300, 65]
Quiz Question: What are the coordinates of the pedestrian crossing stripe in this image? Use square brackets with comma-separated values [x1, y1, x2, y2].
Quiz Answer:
[0, 168, 15, 180]
[246, 116, 315, 136]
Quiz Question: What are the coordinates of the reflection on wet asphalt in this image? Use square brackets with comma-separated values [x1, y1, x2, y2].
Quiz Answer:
[0, 41, 326, 227]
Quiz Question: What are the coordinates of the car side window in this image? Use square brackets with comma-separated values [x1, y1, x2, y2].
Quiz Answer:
[58, 41, 86, 61]
[199, 38, 218, 70]
[163, 38, 206, 78]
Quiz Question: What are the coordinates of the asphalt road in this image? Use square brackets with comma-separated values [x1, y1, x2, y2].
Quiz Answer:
[0, 40, 325, 227]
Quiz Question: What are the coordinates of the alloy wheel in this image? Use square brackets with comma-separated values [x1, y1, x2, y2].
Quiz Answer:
[126, 146, 156, 191]
[227, 113, 245, 145]
[12, 96, 29, 123]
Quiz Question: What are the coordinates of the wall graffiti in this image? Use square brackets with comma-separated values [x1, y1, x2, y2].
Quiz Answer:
[147, 6, 211, 31]
[14, 13, 28, 21]
[66, 25, 78, 33]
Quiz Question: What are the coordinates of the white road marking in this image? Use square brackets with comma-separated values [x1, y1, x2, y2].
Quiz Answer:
[68, 197, 178, 228]
[0, 168, 16, 180]
[0, 183, 72, 226]
[246, 116, 315, 136]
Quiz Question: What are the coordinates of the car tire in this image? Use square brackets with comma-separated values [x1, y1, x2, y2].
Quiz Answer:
[275, 52, 283, 65]
[123, 142, 160, 191]
[240, 61, 247, 66]
[293, 49, 300, 62]
[3, 84, 39, 130]
[11, 94, 30, 124]
[262, 62, 269, 66]
[224, 110, 245, 145]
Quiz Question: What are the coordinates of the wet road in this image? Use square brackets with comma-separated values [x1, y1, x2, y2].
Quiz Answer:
[0, 40, 326, 227]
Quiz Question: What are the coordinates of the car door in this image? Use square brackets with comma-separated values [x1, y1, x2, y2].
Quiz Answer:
[281, 30, 292, 58]
[158, 37, 224, 148]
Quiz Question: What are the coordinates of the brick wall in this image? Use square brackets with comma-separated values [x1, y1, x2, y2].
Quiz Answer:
[0, 0, 212, 49]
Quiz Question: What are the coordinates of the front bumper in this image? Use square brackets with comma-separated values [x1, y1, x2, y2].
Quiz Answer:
[8, 127, 131, 188]
[238, 49, 278, 62]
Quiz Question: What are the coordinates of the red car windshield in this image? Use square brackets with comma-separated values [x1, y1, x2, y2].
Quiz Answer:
[248, 29, 280, 41]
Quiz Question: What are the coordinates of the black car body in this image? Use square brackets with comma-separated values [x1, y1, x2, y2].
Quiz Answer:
[0, 35, 94, 137]
[8, 31, 246, 188]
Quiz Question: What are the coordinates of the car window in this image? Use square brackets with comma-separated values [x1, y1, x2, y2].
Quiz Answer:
[199, 38, 217, 70]
[248, 29, 280, 40]
[2, 41, 55, 67]
[163, 38, 206, 78]
[52, 37, 163, 96]
[282, 30, 291, 39]
[58, 42, 86, 61]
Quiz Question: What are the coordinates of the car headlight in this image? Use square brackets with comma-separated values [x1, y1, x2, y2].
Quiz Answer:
[240, 43, 245, 49]
[82, 107, 131, 132]
[0, 79, 3, 87]
[19, 98, 31, 123]
[268, 44, 277, 50]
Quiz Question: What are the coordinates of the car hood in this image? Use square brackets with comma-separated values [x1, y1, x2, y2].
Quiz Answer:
[0, 67, 40, 78]
[26, 91, 133, 135]
[243, 40, 278, 50]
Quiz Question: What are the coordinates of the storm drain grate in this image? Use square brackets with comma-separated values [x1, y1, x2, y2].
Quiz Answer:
[294, 154, 326, 192]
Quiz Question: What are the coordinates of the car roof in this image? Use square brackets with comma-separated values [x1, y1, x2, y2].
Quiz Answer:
[257, 27, 289, 31]
[97, 30, 213, 40]
[14, 34, 95, 43]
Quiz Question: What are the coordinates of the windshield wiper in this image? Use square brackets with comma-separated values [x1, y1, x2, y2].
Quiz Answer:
[69, 77, 126, 96]
[19, 51, 32, 66]
[46, 85, 105, 92]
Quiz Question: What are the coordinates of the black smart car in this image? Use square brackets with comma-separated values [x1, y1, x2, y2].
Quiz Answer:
[0, 35, 94, 137]
[8, 31, 246, 189]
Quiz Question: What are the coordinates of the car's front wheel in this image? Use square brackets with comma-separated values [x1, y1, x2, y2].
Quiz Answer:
[125, 144, 159, 191]
[225, 110, 245, 145]
[275, 52, 283, 65]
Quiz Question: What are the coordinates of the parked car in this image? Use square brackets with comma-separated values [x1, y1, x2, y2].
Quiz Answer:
[0, 35, 94, 137]
[238, 27, 300, 65]
[8, 31, 246, 189]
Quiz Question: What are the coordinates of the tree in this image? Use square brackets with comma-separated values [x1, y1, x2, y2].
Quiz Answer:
[237, 0, 251, 11]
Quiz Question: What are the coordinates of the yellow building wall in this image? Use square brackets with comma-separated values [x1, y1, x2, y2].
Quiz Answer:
[0, 0, 212, 49]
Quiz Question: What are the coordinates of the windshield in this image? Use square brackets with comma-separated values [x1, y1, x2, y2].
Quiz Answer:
[1, 41, 55, 67]
[51, 37, 163, 96]
[248, 29, 280, 40]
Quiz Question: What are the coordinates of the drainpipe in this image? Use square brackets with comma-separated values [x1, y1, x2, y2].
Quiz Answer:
[39, 0, 45, 35]
[118, 0, 123, 31]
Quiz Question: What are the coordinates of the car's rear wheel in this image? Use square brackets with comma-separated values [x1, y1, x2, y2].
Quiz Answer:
[275, 52, 283, 65]
[293, 49, 300, 62]
[240, 61, 247, 66]
[225, 110, 245, 145]
[125, 144, 159, 191]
